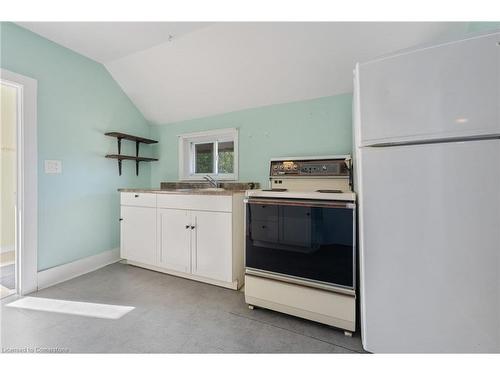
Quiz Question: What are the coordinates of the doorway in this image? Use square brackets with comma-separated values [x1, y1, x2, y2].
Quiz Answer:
[0, 82, 18, 298]
[0, 69, 38, 297]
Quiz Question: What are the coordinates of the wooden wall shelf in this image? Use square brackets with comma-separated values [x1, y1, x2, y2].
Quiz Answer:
[105, 132, 158, 144]
[105, 132, 158, 176]
[105, 154, 159, 162]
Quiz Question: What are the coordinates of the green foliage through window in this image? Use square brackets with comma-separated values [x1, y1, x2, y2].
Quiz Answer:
[194, 141, 234, 175]
[195, 143, 214, 173]
[218, 141, 234, 173]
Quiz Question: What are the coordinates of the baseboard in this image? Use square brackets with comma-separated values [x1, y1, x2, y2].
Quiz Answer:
[37, 248, 120, 290]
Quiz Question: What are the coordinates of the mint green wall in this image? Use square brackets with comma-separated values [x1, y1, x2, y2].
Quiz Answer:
[467, 22, 500, 32]
[150, 94, 353, 188]
[1, 22, 152, 271]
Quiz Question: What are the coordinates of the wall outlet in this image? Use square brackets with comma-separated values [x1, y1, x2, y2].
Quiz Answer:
[44, 160, 62, 174]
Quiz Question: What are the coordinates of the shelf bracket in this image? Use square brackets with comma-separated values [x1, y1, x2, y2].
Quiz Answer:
[105, 132, 158, 176]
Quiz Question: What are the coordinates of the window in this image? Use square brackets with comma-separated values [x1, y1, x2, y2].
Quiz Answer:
[179, 128, 238, 180]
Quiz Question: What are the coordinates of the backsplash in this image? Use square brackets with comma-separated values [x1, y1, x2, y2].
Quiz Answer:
[160, 181, 260, 190]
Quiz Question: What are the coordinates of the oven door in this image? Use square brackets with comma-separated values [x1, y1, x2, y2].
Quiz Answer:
[245, 198, 356, 289]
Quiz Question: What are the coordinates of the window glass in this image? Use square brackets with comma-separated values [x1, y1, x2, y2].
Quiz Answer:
[218, 141, 234, 174]
[179, 128, 238, 180]
[194, 142, 214, 173]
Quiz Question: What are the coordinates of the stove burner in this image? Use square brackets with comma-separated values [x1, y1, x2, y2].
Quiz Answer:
[262, 188, 288, 192]
[316, 189, 343, 193]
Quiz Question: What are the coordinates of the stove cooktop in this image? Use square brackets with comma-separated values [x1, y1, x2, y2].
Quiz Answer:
[246, 189, 356, 202]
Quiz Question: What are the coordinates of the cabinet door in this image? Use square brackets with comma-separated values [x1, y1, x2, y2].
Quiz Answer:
[192, 210, 232, 282]
[120, 206, 156, 265]
[157, 208, 191, 273]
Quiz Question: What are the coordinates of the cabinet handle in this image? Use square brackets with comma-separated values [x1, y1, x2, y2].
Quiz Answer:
[119, 218, 123, 221]
[262, 225, 266, 229]
[185, 225, 190, 229]
[190, 225, 195, 230]
[134, 194, 139, 198]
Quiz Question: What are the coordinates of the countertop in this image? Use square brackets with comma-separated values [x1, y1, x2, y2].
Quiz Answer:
[117, 188, 246, 196]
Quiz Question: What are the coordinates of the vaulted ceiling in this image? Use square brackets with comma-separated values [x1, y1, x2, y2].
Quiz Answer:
[18, 22, 469, 124]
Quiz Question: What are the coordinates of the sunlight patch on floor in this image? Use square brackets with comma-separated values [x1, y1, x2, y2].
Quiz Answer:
[6, 297, 135, 319]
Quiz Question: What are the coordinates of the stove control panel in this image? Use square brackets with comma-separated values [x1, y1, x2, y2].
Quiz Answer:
[270, 158, 350, 177]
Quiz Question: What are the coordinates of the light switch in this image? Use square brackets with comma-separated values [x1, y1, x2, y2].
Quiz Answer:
[44, 160, 62, 174]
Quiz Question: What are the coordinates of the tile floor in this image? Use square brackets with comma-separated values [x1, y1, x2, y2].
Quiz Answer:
[0, 262, 365, 353]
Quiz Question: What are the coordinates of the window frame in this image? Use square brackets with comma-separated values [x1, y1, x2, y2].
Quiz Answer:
[178, 128, 239, 181]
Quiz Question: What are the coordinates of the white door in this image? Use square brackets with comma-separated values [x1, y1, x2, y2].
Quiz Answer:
[157, 208, 191, 273]
[359, 139, 500, 352]
[120, 206, 156, 265]
[357, 32, 500, 145]
[191, 210, 232, 282]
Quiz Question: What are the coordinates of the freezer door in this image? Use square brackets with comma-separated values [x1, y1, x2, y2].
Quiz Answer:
[357, 32, 500, 145]
[358, 139, 500, 352]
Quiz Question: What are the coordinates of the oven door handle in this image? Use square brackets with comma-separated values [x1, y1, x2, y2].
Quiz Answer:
[244, 198, 355, 209]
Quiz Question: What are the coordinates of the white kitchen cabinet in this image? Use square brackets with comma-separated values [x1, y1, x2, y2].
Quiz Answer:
[157, 208, 191, 273]
[120, 205, 156, 265]
[120, 192, 245, 290]
[191, 210, 232, 282]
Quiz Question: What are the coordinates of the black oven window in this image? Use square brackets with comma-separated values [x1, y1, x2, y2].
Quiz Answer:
[246, 202, 354, 288]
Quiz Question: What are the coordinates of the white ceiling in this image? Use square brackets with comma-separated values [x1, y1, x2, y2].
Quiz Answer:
[17, 22, 211, 63]
[17, 22, 468, 124]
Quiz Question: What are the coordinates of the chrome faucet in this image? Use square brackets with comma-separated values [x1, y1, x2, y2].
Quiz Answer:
[203, 175, 218, 188]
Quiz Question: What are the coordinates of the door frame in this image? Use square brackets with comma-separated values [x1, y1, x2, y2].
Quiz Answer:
[1, 68, 38, 295]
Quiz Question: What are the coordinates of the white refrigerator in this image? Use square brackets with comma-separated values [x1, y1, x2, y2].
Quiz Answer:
[354, 30, 500, 353]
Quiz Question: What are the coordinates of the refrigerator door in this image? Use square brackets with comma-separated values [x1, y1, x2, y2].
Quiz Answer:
[358, 139, 500, 352]
[357, 31, 500, 146]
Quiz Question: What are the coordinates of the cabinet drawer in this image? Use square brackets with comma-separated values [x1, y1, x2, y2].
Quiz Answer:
[121, 192, 157, 207]
[157, 194, 232, 212]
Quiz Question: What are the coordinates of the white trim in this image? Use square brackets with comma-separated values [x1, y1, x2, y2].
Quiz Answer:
[37, 248, 121, 290]
[1, 69, 38, 296]
[178, 128, 239, 181]
[178, 128, 237, 139]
